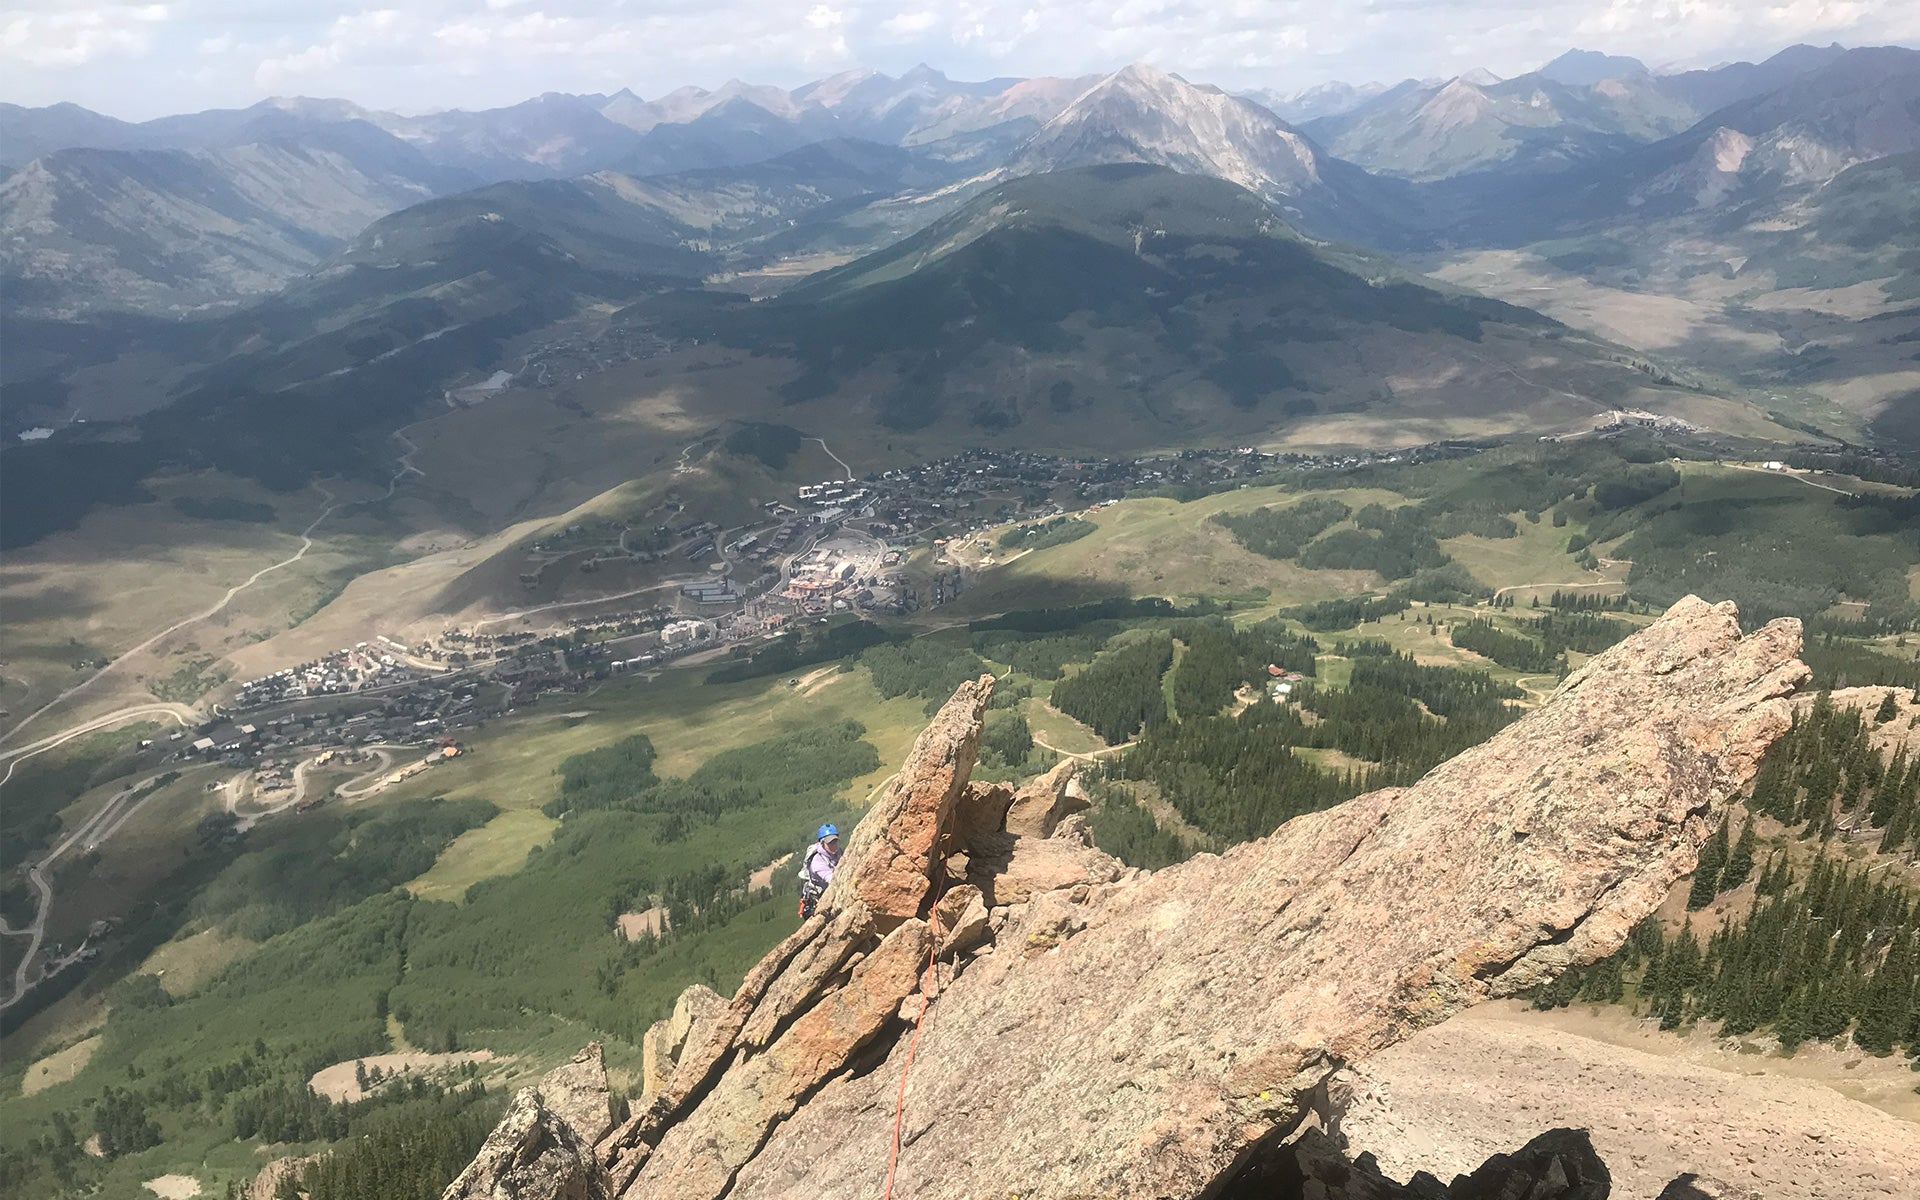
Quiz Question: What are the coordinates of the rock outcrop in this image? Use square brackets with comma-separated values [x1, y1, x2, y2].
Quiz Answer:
[449, 596, 1804, 1200]
[443, 1045, 614, 1200]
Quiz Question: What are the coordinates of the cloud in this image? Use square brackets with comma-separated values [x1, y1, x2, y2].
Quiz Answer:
[3, 0, 1916, 119]
[1, 3, 169, 68]
[878, 10, 939, 39]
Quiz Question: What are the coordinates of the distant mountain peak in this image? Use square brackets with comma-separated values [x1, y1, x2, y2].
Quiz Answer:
[1459, 66, 1503, 86]
[1538, 48, 1652, 85]
[1109, 61, 1190, 89]
[1003, 63, 1332, 205]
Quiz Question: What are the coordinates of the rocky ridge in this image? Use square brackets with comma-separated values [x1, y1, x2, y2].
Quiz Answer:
[447, 597, 1807, 1200]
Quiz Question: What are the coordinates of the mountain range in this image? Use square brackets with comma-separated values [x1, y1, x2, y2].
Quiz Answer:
[1297, 43, 1852, 180]
[3, 42, 1917, 545]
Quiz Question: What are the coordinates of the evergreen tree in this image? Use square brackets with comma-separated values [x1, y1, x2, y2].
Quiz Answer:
[1687, 818, 1729, 909]
[1875, 691, 1901, 723]
[1723, 818, 1756, 891]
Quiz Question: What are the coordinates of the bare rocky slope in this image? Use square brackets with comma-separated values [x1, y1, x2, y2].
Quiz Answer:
[443, 596, 1809, 1200]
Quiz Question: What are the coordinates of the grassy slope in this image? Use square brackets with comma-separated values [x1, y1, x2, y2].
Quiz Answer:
[937, 485, 1403, 618]
[388, 665, 934, 903]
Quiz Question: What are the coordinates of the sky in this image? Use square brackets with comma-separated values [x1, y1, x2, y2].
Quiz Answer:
[4, 0, 1918, 120]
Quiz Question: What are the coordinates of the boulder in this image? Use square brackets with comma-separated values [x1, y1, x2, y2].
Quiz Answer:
[248, 1155, 322, 1200]
[1445, 1127, 1610, 1199]
[1240, 1127, 1609, 1199]
[620, 919, 932, 1199]
[932, 884, 990, 958]
[1003, 760, 1087, 838]
[965, 828, 1125, 906]
[538, 1043, 615, 1147]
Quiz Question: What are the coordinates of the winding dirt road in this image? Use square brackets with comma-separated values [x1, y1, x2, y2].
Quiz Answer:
[1031, 735, 1131, 762]
[4, 428, 427, 751]
[2, 490, 341, 749]
[0, 431, 433, 1010]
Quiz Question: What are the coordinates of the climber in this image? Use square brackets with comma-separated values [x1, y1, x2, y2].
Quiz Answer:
[797, 823, 841, 918]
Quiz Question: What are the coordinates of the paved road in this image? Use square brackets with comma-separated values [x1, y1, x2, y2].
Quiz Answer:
[1727, 463, 1855, 496]
[1490, 580, 1620, 600]
[0, 704, 194, 777]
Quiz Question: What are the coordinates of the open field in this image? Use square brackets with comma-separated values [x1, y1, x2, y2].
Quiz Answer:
[1440, 513, 1623, 596]
[308, 1050, 496, 1104]
[406, 810, 559, 903]
[20, 1033, 99, 1097]
[1024, 699, 1109, 756]
[0, 476, 338, 738]
[137, 929, 257, 999]
[939, 485, 1401, 618]
[377, 660, 936, 901]
[1423, 246, 1911, 443]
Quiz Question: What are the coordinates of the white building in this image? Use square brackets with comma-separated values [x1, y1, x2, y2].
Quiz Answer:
[661, 619, 715, 647]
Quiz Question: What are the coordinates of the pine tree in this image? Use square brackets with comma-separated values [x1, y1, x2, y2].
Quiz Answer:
[1723, 817, 1756, 890]
[1688, 818, 1729, 909]
[1871, 747, 1908, 827]
[1855, 930, 1916, 1055]
[1875, 691, 1901, 723]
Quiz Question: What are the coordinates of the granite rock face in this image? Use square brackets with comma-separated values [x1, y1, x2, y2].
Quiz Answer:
[442, 1086, 609, 1200]
[451, 597, 1804, 1200]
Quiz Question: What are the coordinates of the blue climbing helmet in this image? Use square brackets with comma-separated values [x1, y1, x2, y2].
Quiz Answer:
[816, 823, 839, 841]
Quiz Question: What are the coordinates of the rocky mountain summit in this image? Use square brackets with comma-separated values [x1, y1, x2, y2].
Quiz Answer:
[445, 597, 1806, 1200]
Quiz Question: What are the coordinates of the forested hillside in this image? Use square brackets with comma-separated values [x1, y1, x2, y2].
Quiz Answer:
[1536, 691, 1920, 1066]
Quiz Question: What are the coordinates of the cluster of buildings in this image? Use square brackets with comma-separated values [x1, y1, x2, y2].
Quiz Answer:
[179, 678, 491, 769]
[234, 637, 420, 706]
[778, 535, 906, 615]
[1265, 664, 1308, 702]
[185, 441, 1492, 783]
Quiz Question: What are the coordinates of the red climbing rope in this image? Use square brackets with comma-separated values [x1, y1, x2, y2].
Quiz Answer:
[881, 864, 950, 1199]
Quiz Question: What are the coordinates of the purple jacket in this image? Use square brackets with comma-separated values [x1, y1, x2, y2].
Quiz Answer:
[802, 839, 839, 888]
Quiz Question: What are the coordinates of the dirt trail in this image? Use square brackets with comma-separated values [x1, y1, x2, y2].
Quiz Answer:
[2, 489, 340, 748]
[1, 771, 174, 1010]
[807, 436, 851, 477]
[1031, 735, 1130, 762]
[1490, 580, 1620, 600]
[4, 429, 425, 751]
